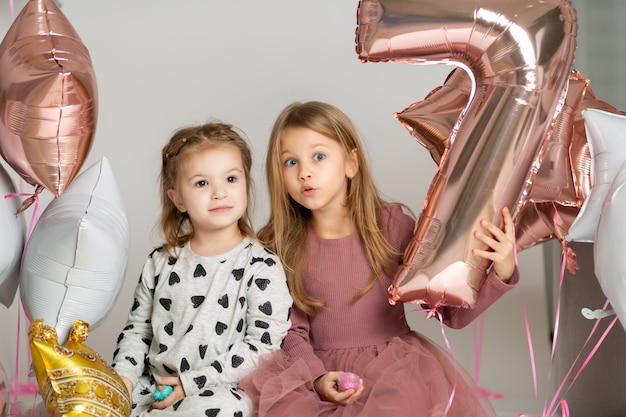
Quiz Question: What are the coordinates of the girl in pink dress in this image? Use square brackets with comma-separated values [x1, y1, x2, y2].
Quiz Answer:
[241, 101, 518, 416]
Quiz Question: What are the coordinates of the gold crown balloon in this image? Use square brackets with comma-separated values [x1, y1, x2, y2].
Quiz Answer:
[28, 319, 130, 417]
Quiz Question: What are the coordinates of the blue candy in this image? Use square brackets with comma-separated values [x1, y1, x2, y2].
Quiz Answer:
[153, 385, 173, 401]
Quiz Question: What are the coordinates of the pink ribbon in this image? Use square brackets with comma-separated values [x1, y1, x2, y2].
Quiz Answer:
[4, 192, 41, 245]
[472, 314, 504, 399]
[411, 307, 457, 415]
[516, 241, 616, 417]
[4, 190, 42, 417]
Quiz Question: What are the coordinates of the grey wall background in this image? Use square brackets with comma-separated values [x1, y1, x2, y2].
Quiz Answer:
[0, 1, 623, 416]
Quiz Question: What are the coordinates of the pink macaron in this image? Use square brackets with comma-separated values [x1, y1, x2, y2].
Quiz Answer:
[337, 372, 360, 391]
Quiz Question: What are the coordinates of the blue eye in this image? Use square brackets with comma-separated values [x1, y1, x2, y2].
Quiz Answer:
[313, 153, 325, 161]
[284, 159, 297, 167]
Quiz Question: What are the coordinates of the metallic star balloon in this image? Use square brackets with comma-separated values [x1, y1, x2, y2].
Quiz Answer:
[0, 0, 98, 202]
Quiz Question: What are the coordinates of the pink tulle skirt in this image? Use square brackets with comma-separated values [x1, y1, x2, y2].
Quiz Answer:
[240, 332, 496, 417]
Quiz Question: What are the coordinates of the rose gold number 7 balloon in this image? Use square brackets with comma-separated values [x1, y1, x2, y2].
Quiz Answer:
[356, 0, 577, 308]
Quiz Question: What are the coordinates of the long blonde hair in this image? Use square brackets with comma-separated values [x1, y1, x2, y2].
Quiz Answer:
[258, 101, 398, 316]
[160, 122, 255, 255]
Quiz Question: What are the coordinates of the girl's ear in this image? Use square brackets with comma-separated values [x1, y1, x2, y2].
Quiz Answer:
[167, 188, 186, 212]
[346, 148, 359, 179]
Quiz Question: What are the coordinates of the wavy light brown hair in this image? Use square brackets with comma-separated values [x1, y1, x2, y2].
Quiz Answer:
[159, 122, 255, 255]
[258, 101, 400, 316]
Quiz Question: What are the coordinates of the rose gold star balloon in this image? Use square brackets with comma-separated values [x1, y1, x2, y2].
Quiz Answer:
[0, 0, 98, 204]
[356, 0, 577, 308]
[394, 68, 472, 165]
[517, 70, 626, 252]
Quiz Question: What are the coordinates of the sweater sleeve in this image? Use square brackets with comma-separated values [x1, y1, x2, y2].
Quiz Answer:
[385, 204, 416, 256]
[111, 251, 156, 387]
[436, 265, 520, 329]
[281, 305, 327, 381]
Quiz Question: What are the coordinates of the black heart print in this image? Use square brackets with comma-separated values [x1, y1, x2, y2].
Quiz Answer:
[191, 296, 205, 308]
[180, 357, 190, 372]
[216, 322, 228, 335]
[218, 294, 229, 308]
[258, 301, 272, 315]
[255, 278, 270, 290]
[231, 355, 244, 368]
[194, 375, 207, 389]
[194, 264, 206, 277]
[232, 268, 244, 281]
[211, 361, 223, 373]
[159, 298, 172, 311]
[255, 320, 269, 329]
[169, 272, 181, 285]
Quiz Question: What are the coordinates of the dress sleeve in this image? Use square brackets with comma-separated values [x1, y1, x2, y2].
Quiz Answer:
[385, 204, 416, 257]
[111, 251, 157, 387]
[436, 265, 520, 329]
[281, 306, 327, 381]
[179, 251, 293, 393]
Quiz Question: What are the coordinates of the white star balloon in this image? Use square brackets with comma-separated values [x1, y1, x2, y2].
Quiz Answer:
[566, 109, 626, 242]
[594, 161, 626, 332]
[19, 157, 129, 344]
[0, 163, 26, 308]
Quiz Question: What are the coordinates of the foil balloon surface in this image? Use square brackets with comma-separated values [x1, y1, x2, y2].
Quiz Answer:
[356, 0, 577, 307]
[0, 0, 98, 199]
[567, 109, 626, 243]
[0, 162, 26, 308]
[594, 162, 626, 333]
[29, 319, 131, 417]
[20, 158, 129, 345]
[393, 67, 624, 260]
[394, 68, 472, 165]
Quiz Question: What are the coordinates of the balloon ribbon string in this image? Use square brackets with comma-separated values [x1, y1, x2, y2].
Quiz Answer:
[10, 301, 38, 417]
[544, 298, 615, 417]
[472, 314, 503, 399]
[4, 191, 42, 417]
[517, 297, 571, 417]
[517, 243, 615, 417]
[411, 307, 457, 415]
[4, 192, 41, 244]
[471, 240, 519, 400]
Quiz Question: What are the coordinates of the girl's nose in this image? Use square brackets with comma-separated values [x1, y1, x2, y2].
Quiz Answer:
[213, 189, 226, 199]
[298, 166, 312, 180]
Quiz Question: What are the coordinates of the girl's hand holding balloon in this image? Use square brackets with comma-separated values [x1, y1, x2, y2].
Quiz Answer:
[473, 206, 516, 282]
